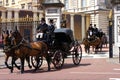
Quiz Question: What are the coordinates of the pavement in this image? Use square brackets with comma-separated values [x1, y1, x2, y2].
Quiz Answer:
[0, 44, 120, 69]
[0, 48, 4, 57]
[1, 45, 120, 80]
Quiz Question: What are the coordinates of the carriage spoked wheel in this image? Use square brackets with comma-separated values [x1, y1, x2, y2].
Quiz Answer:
[72, 44, 82, 65]
[52, 50, 64, 69]
[31, 56, 43, 68]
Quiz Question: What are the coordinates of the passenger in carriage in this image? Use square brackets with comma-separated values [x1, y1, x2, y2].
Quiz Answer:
[36, 18, 48, 41]
[97, 29, 104, 38]
[87, 24, 97, 41]
[47, 19, 55, 45]
[88, 24, 94, 32]
[87, 24, 94, 37]
[93, 24, 98, 36]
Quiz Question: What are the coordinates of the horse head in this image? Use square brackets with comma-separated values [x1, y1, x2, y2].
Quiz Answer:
[2, 30, 14, 52]
[10, 30, 23, 45]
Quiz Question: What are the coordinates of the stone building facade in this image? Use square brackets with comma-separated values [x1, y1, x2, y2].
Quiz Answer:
[61, 0, 111, 40]
[0, 0, 111, 41]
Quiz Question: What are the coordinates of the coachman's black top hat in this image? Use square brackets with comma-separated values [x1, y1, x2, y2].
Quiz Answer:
[41, 18, 45, 22]
[49, 19, 53, 23]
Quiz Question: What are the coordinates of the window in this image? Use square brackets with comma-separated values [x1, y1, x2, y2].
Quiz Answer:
[12, 0, 14, 2]
[47, 9, 58, 13]
[6, 0, 8, 3]
[21, 4, 25, 9]
[89, 0, 95, 6]
[0, 1, 2, 6]
[117, 5, 120, 11]
[6, 0, 9, 6]
[64, 0, 68, 10]
[12, 0, 15, 4]
[81, 0, 86, 7]
[46, 0, 58, 3]
[28, 3, 32, 10]
[72, 0, 78, 8]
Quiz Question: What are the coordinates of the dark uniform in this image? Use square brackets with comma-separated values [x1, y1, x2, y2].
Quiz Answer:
[36, 18, 48, 41]
[47, 19, 55, 45]
[87, 24, 95, 41]
[88, 24, 94, 32]
[93, 24, 98, 36]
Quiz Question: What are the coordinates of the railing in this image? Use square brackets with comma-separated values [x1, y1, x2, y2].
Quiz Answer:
[0, 21, 40, 42]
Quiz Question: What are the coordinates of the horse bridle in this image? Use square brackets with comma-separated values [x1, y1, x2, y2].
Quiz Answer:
[3, 35, 15, 52]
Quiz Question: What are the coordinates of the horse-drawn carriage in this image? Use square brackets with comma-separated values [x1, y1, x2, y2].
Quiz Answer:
[82, 29, 107, 53]
[31, 28, 82, 69]
[2, 28, 82, 73]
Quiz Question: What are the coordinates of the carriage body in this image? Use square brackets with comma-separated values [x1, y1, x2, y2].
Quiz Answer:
[53, 28, 74, 53]
[49, 28, 82, 67]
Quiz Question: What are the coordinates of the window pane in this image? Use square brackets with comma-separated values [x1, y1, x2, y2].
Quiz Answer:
[81, 0, 86, 7]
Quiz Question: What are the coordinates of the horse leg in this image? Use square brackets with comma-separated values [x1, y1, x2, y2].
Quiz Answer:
[20, 57, 25, 74]
[34, 56, 40, 71]
[100, 44, 103, 52]
[88, 46, 90, 54]
[4, 55, 12, 69]
[85, 45, 90, 54]
[84, 45, 87, 53]
[5, 55, 20, 70]
[46, 55, 51, 71]
[10, 57, 15, 73]
[92, 46, 95, 52]
[25, 56, 32, 69]
[13, 57, 20, 70]
[95, 47, 97, 54]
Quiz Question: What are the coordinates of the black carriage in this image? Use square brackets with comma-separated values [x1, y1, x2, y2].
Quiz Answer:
[31, 28, 82, 69]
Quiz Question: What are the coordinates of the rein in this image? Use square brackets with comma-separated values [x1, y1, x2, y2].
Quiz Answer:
[10, 38, 42, 51]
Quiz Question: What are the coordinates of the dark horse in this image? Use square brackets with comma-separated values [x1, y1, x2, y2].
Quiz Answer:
[82, 36, 102, 54]
[2, 30, 32, 73]
[9, 30, 51, 73]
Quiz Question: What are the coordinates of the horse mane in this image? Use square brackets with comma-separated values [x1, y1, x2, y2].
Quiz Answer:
[12, 30, 23, 44]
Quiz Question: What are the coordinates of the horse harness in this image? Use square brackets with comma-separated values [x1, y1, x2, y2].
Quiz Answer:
[5, 37, 42, 52]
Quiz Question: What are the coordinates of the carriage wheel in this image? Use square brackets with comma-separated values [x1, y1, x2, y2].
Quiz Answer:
[52, 50, 64, 69]
[31, 56, 43, 68]
[72, 45, 82, 65]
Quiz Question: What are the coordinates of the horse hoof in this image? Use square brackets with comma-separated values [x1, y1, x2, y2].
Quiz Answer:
[17, 66, 20, 70]
[10, 69, 13, 73]
[34, 69, 37, 72]
[48, 68, 50, 71]
[29, 66, 32, 69]
[20, 71, 24, 74]
[8, 66, 12, 69]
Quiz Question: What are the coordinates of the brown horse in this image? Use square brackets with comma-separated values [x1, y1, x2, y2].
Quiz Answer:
[82, 36, 102, 53]
[101, 34, 108, 47]
[10, 30, 50, 73]
[2, 30, 32, 73]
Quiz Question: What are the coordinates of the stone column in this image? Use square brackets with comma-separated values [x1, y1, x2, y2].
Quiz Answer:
[81, 14, 85, 40]
[33, 11, 38, 41]
[70, 14, 75, 37]
[14, 10, 19, 31]
[1, 10, 6, 30]
[14, 10, 19, 22]
[7, 9, 12, 22]
[7, 9, 12, 30]
[39, 11, 44, 21]
[1, 10, 6, 22]
[33, 11, 37, 21]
